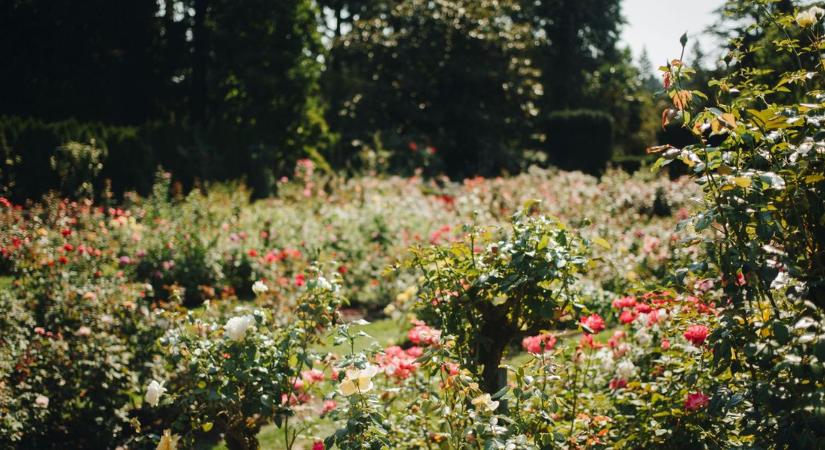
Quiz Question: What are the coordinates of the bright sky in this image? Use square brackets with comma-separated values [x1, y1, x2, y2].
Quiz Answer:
[621, 0, 727, 72]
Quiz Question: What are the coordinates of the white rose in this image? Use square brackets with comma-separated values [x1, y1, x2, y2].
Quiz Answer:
[145, 380, 166, 407]
[471, 393, 500, 413]
[224, 315, 255, 341]
[251, 280, 268, 296]
[635, 329, 652, 346]
[615, 360, 636, 380]
[595, 347, 614, 371]
[35, 394, 49, 409]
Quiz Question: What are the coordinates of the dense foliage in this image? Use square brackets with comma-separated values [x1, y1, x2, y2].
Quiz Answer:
[3, 1, 825, 449]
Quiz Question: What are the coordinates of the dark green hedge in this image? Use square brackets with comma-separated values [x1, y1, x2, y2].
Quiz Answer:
[542, 109, 614, 175]
[0, 116, 149, 200]
[0, 116, 303, 201]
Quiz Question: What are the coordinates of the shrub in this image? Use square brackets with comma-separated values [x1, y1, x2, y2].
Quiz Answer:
[543, 109, 614, 175]
[159, 272, 343, 450]
[652, 8, 825, 446]
[406, 203, 591, 394]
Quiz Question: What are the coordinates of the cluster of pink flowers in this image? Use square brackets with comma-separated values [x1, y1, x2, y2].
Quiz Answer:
[262, 247, 303, 264]
[612, 292, 680, 326]
[375, 345, 422, 380]
[408, 321, 440, 346]
[429, 224, 452, 244]
[684, 295, 716, 315]
[521, 333, 557, 354]
[283, 368, 331, 407]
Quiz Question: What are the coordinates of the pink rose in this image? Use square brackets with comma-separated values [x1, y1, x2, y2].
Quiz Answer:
[580, 313, 605, 334]
[685, 391, 709, 411]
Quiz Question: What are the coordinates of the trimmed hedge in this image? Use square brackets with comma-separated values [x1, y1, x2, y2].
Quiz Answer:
[0, 116, 152, 201]
[0, 116, 305, 201]
[542, 109, 614, 175]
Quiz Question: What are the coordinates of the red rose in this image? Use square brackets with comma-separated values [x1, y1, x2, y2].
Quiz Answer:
[619, 310, 636, 324]
[683, 324, 710, 346]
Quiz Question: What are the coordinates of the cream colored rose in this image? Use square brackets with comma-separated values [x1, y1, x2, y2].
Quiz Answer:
[155, 429, 179, 450]
[797, 7, 824, 27]
[471, 393, 500, 412]
[252, 280, 268, 296]
[338, 364, 379, 396]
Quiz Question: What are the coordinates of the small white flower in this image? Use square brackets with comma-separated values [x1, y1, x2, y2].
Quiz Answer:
[144, 380, 166, 407]
[595, 347, 614, 371]
[315, 276, 333, 291]
[251, 280, 268, 296]
[34, 394, 49, 409]
[771, 271, 790, 290]
[224, 315, 255, 341]
[636, 328, 653, 346]
[615, 360, 636, 380]
[471, 393, 500, 413]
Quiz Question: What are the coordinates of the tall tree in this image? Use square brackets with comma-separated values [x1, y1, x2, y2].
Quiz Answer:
[526, 0, 624, 111]
[327, 0, 541, 177]
[0, 0, 165, 124]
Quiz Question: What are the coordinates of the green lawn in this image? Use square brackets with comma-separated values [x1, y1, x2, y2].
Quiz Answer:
[0, 275, 13, 291]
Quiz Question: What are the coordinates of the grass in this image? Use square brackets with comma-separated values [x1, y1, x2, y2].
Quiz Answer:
[0, 275, 13, 291]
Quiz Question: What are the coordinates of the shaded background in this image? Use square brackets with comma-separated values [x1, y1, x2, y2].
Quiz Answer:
[0, 0, 729, 201]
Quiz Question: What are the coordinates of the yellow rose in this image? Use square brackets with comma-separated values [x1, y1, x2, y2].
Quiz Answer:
[471, 393, 500, 412]
[155, 430, 179, 450]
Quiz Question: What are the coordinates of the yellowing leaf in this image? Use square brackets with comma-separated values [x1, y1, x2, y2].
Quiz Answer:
[593, 237, 611, 250]
[804, 174, 824, 184]
[672, 90, 693, 111]
[733, 177, 752, 188]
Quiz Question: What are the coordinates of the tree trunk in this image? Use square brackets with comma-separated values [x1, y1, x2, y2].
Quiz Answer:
[477, 312, 514, 398]
[192, 0, 208, 126]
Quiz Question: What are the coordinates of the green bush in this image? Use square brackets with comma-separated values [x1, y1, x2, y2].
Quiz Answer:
[543, 109, 614, 175]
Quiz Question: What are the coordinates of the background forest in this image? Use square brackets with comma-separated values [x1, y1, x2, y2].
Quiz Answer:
[1, 0, 721, 200]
